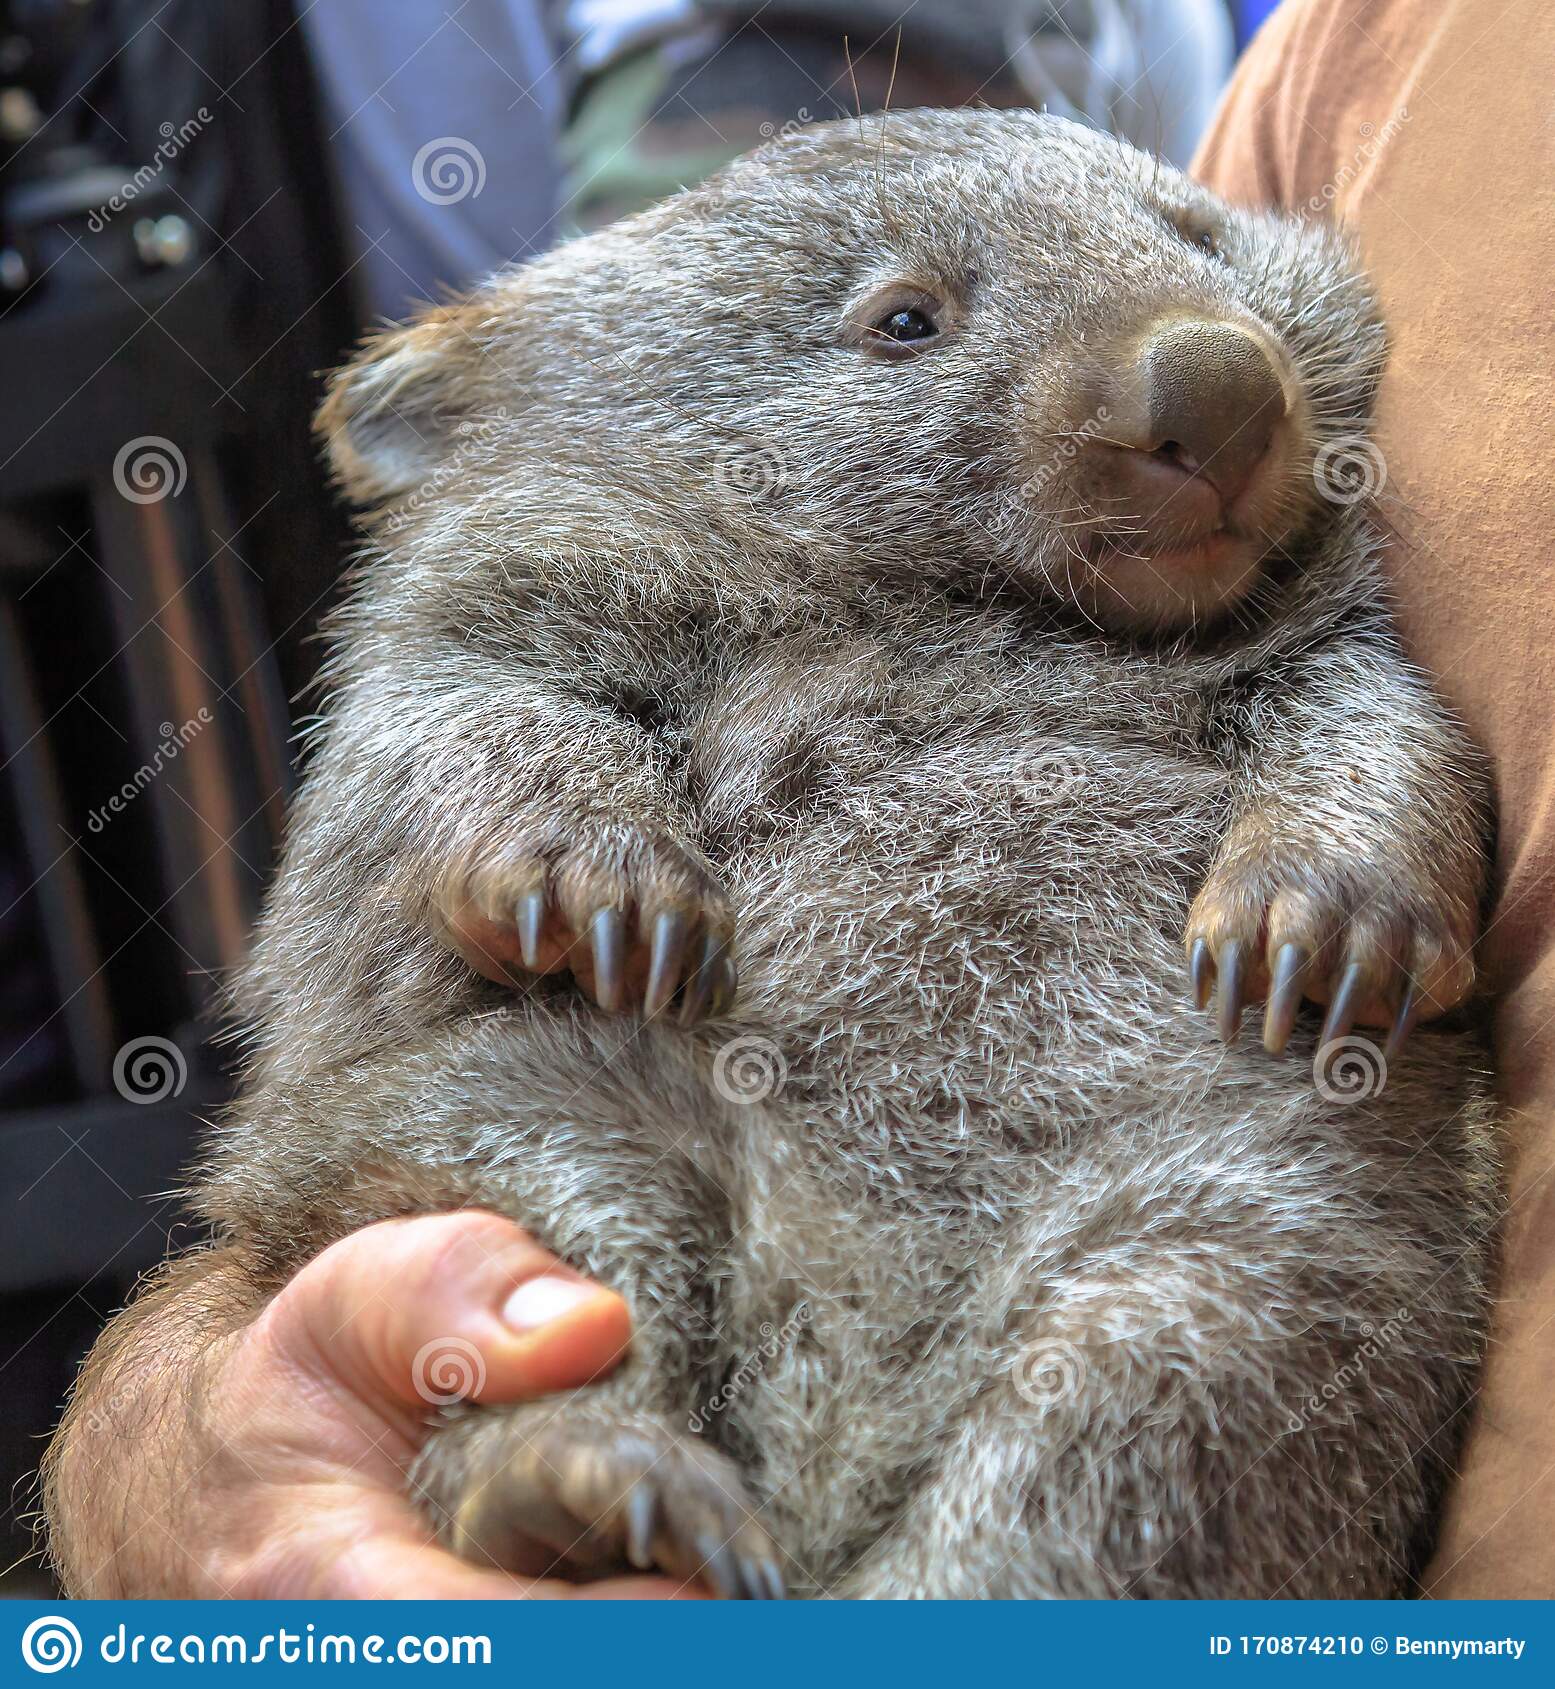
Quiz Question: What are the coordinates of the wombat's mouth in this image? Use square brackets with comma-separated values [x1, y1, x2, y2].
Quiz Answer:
[1088, 528, 1240, 574]
[1075, 518, 1272, 632]
[1080, 445, 1277, 580]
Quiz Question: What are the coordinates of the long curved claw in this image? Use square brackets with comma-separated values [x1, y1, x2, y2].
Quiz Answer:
[1189, 939, 1215, 1011]
[708, 953, 738, 1019]
[1216, 939, 1247, 1045]
[516, 889, 546, 970]
[1384, 980, 1421, 1061]
[678, 933, 723, 1026]
[755, 1558, 787, 1601]
[624, 1483, 657, 1571]
[1263, 942, 1309, 1056]
[691, 1529, 744, 1601]
[737, 1550, 785, 1600]
[590, 907, 627, 1012]
[644, 910, 688, 1019]
[1320, 958, 1367, 1047]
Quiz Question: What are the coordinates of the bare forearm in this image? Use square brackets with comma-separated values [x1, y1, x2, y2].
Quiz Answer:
[44, 1249, 261, 1597]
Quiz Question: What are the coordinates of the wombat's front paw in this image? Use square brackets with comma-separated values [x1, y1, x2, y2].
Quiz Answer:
[1185, 846, 1476, 1058]
[445, 1415, 784, 1599]
[433, 830, 735, 1022]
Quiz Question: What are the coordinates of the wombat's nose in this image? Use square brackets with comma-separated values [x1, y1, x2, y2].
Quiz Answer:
[1123, 319, 1288, 504]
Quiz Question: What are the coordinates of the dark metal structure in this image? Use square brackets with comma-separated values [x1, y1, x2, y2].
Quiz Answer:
[0, 0, 356, 1580]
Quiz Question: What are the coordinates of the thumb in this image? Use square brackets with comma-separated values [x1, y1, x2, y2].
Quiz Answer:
[265, 1211, 632, 1423]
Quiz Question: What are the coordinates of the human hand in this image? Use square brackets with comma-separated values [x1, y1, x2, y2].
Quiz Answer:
[45, 1211, 704, 1599]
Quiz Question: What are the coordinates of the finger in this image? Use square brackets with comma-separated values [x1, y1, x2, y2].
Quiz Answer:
[1313, 914, 1411, 1031]
[1407, 928, 1476, 1019]
[264, 1212, 633, 1425]
[1262, 888, 1342, 1012]
[434, 861, 573, 982]
[430, 898, 525, 988]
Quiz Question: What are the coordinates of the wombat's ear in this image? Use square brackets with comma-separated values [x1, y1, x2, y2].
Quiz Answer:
[315, 307, 474, 506]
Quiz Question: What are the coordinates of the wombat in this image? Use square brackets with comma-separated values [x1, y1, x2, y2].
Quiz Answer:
[193, 110, 1497, 1597]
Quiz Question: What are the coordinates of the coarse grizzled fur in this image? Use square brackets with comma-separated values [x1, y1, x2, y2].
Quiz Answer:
[195, 111, 1496, 1597]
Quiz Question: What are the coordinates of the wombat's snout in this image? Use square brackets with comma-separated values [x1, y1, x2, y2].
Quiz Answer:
[1063, 317, 1297, 628]
[1117, 319, 1289, 506]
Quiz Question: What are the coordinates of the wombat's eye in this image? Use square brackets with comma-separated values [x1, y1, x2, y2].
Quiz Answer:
[876, 307, 938, 344]
[844, 285, 950, 359]
[1167, 207, 1228, 263]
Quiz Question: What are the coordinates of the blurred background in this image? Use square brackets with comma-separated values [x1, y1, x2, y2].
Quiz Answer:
[0, 0, 1272, 1590]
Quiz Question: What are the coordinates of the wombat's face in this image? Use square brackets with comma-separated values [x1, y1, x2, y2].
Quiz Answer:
[322, 110, 1384, 636]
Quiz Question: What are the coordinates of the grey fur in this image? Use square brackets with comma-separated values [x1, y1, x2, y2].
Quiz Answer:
[190, 112, 1494, 1598]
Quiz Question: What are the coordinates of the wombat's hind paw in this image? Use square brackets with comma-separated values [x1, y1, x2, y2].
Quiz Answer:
[435, 835, 735, 1023]
[1185, 856, 1474, 1061]
[447, 1416, 784, 1599]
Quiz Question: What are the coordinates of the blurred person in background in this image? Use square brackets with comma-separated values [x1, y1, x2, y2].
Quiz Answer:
[551, 0, 1231, 230]
[300, 0, 1234, 310]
